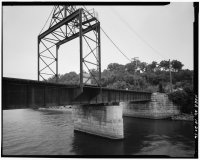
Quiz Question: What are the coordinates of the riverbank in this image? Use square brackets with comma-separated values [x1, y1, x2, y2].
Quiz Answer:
[171, 113, 193, 121]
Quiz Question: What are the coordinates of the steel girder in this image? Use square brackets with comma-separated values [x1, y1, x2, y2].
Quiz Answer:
[3, 77, 152, 109]
[38, 6, 101, 90]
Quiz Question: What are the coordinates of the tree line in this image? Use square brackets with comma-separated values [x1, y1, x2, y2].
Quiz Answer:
[48, 59, 192, 92]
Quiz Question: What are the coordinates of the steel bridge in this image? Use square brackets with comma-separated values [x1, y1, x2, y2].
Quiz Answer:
[3, 5, 152, 110]
[38, 6, 101, 89]
[2, 77, 151, 109]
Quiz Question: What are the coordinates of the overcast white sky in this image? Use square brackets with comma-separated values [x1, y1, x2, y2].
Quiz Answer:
[3, 3, 194, 80]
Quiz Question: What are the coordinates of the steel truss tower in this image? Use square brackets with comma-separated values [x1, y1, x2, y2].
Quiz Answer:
[38, 6, 101, 90]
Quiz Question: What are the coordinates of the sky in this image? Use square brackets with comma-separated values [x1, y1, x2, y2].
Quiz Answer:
[3, 3, 194, 80]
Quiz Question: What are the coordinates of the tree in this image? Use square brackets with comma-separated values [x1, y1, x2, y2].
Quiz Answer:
[159, 60, 170, 71]
[47, 75, 59, 83]
[138, 62, 147, 72]
[101, 69, 116, 87]
[146, 61, 158, 72]
[125, 60, 140, 74]
[125, 62, 135, 74]
[171, 60, 184, 72]
[168, 85, 193, 114]
[108, 81, 128, 90]
[59, 72, 79, 85]
[107, 63, 125, 72]
[173, 69, 193, 82]
[151, 61, 157, 70]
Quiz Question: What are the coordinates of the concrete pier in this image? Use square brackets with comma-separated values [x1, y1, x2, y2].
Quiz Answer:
[123, 92, 180, 119]
[73, 104, 124, 139]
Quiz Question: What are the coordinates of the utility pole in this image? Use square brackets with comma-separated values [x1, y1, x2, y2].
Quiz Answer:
[169, 59, 173, 93]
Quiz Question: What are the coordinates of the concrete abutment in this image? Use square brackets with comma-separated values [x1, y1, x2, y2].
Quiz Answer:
[73, 104, 124, 139]
[122, 92, 180, 119]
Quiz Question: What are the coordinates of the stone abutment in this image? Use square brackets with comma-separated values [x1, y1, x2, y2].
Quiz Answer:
[123, 92, 180, 119]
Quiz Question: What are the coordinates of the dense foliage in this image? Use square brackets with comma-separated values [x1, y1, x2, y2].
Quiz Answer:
[100, 59, 193, 92]
[168, 86, 193, 114]
[48, 59, 193, 91]
[48, 72, 79, 85]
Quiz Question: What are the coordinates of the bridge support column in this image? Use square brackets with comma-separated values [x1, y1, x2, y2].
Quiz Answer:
[122, 92, 180, 119]
[73, 104, 124, 139]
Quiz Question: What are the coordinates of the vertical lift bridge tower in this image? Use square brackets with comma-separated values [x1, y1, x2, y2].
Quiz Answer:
[38, 6, 101, 91]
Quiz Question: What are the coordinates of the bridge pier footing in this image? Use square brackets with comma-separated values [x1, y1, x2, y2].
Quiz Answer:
[73, 104, 124, 139]
[122, 92, 180, 119]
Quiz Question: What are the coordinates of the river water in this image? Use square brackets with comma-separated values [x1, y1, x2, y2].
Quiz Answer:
[2, 109, 195, 157]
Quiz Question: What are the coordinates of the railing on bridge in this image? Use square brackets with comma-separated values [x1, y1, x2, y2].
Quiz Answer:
[2, 77, 151, 109]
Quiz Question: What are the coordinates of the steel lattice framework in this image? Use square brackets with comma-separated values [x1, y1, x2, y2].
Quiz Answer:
[38, 6, 101, 90]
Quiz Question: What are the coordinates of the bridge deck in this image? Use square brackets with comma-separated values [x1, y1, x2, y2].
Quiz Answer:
[2, 77, 152, 109]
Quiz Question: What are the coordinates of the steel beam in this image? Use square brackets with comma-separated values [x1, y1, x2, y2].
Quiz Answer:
[97, 24, 101, 85]
[79, 9, 83, 91]
[75, 17, 97, 27]
[38, 37, 40, 81]
[38, 9, 80, 40]
[3, 77, 152, 109]
[56, 45, 59, 82]
[56, 22, 100, 46]
[38, 6, 101, 87]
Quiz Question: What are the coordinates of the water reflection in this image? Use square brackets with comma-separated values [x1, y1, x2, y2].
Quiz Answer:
[123, 117, 194, 157]
[71, 131, 124, 155]
[70, 117, 194, 157]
